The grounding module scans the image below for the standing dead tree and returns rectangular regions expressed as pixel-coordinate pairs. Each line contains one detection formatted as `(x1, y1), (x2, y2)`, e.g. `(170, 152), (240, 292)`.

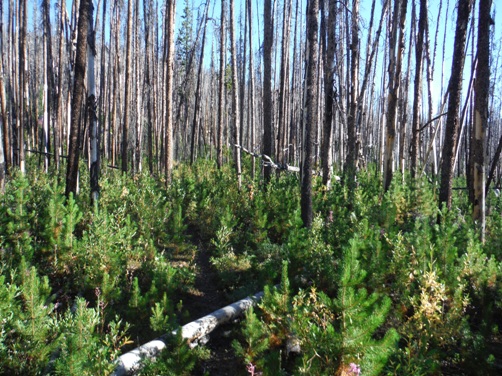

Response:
(263, 0), (274, 183)
(164, 0), (176, 183)
(439, 0), (474, 210)
(383, 0), (408, 192)
(277, 0), (292, 167)
(121, 0), (134, 173)
(320, 0), (337, 187)
(0, 0), (10, 179)
(66, 0), (90, 198)
(216, 0), (226, 170)
(88, 1), (99, 205)
(410, 0), (428, 178)
(470, 0), (492, 240)
(229, 0), (242, 189)
(302, 0), (319, 228)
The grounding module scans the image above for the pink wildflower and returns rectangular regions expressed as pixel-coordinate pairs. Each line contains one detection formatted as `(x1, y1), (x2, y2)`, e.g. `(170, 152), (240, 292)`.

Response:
(246, 362), (263, 376)
(349, 362), (361, 375)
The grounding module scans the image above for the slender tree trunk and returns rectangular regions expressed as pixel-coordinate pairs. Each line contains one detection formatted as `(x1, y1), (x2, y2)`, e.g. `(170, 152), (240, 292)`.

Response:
(99, 0), (107, 164)
(152, 4), (159, 173)
(42, 29), (50, 171)
(18, 0), (27, 174)
(0, 72), (7, 184)
(111, 4), (120, 167)
(54, 0), (67, 170)
(357, 0), (387, 169)
(42, 0), (55, 172)
(487, 132), (502, 193)
(383, 0), (408, 192)
(122, 0), (133, 173)
(320, 0), (336, 186)
(0, 5), (4, 188)
(398, 2), (414, 176)
(164, 0), (176, 183)
(217, 0), (226, 169)
(425, 16), (437, 174)
(9, 0), (17, 169)
(288, 0), (300, 168)
(247, 0), (256, 178)
(439, 0), (474, 209)
(229, 0), (242, 188)
(239, 0), (247, 149)
(144, 0), (154, 174)
(134, 0), (142, 173)
(0, 0), (10, 176)
(87, 1), (99, 206)
(470, 0), (491, 239)
(345, 0), (359, 183)
(302, 0), (319, 228)
(65, 0), (90, 198)
(0, 113), (4, 191)
(263, 0), (274, 182)
(277, 0), (291, 166)
(411, 0), (427, 178)
(190, 1), (210, 165)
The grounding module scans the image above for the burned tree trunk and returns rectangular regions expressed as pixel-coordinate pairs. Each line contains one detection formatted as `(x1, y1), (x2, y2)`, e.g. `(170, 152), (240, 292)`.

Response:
(121, 0), (134, 173)
(439, 0), (474, 209)
(263, 0), (274, 182)
(345, 0), (359, 182)
(470, 0), (492, 238)
(229, 0), (242, 188)
(87, 1), (99, 205)
(17, 0), (27, 174)
(190, 1), (210, 165)
(383, 0), (408, 191)
(247, 0), (257, 178)
(320, 0), (336, 187)
(301, 0), (319, 228)
(277, 0), (292, 166)
(42, 0), (55, 172)
(216, 0), (226, 169)
(410, 0), (427, 178)
(0, 0), (10, 176)
(164, 0), (176, 183)
(65, 0), (90, 198)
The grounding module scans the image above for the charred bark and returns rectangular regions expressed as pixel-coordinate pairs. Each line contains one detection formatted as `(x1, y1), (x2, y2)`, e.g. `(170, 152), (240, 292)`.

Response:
(470, 0), (491, 238)
(301, 0), (319, 228)
(410, 0), (427, 178)
(439, 0), (474, 209)
(65, 0), (90, 198)
(263, 0), (274, 182)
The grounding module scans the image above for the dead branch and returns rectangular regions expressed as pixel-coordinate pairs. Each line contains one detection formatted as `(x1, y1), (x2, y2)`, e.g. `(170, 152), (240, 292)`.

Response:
(235, 144), (300, 172)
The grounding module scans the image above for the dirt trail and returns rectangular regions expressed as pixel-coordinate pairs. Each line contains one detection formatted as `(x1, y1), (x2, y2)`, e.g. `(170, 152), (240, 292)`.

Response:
(182, 239), (246, 376)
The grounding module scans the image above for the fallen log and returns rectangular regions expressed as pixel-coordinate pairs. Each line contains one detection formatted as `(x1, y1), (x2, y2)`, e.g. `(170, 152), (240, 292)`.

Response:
(112, 290), (265, 376)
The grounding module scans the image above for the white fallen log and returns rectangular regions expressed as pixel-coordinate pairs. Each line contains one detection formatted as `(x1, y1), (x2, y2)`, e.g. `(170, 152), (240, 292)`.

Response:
(112, 290), (265, 376)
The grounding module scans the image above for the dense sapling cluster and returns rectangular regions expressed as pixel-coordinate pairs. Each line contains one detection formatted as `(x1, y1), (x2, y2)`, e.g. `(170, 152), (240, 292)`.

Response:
(0, 159), (501, 374)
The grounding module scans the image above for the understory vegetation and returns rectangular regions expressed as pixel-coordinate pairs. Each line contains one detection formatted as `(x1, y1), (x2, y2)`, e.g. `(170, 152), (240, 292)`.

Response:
(1, 156), (501, 375)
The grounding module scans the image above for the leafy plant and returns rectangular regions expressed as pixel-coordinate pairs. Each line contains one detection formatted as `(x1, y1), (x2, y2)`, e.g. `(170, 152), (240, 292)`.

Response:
(54, 298), (131, 375)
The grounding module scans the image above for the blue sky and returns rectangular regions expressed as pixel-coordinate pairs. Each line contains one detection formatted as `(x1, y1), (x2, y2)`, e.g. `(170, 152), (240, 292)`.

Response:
(174, 0), (501, 102)
(7, 0), (502, 108)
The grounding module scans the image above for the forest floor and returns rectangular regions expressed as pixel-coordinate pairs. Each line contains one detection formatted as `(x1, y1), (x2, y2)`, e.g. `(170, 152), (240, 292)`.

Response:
(181, 237), (247, 376)
(178, 238), (502, 376)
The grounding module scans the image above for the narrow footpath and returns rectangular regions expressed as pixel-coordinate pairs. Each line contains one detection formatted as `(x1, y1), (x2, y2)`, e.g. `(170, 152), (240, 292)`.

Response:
(183, 239), (247, 376)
